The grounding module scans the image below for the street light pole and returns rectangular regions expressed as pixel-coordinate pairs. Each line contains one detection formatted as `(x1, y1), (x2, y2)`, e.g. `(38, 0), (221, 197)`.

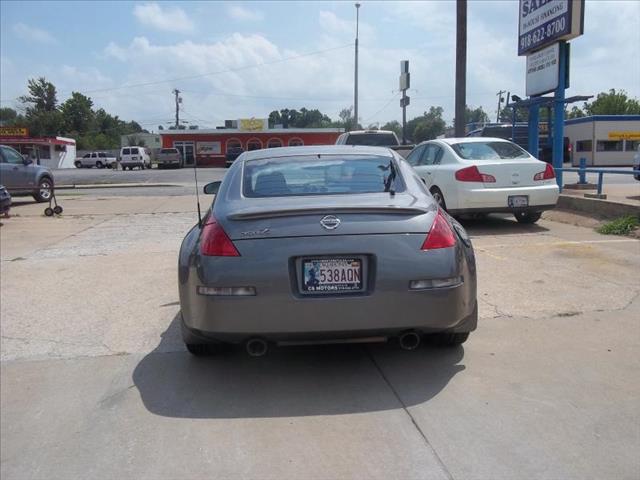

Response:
(354, 3), (360, 131)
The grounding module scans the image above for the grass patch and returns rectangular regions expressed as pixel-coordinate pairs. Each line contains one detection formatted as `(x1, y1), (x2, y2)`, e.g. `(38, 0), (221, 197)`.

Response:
(596, 215), (639, 236)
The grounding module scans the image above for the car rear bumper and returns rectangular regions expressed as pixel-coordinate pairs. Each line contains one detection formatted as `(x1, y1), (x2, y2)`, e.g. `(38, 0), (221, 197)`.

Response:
(451, 184), (559, 213)
(179, 233), (477, 343)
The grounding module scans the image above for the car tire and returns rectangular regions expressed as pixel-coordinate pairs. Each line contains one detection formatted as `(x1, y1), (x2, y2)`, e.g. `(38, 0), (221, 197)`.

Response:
(140, 163), (145, 170)
(430, 187), (447, 211)
(75, 161), (82, 168)
(514, 211), (542, 224)
(435, 332), (469, 346)
(33, 177), (53, 203)
(96, 162), (104, 169)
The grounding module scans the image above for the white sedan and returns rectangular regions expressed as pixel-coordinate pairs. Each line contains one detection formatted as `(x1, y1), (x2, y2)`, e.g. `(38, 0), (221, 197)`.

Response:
(405, 137), (559, 224)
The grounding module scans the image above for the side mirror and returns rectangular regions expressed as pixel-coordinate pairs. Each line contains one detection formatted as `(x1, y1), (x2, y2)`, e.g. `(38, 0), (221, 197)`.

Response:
(22, 156), (33, 166)
(203, 181), (221, 195)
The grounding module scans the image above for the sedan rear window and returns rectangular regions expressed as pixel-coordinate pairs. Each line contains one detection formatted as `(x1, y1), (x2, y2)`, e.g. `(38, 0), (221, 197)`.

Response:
(345, 134), (397, 146)
(451, 141), (530, 160)
(243, 155), (403, 198)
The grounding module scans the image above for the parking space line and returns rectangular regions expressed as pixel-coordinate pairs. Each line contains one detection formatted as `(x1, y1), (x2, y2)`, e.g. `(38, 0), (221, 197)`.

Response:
(364, 347), (455, 480)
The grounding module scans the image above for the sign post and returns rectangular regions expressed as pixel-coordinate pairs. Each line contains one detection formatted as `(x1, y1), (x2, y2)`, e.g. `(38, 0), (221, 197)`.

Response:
(552, 40), (568, 188)
(399, 60), (410, 144)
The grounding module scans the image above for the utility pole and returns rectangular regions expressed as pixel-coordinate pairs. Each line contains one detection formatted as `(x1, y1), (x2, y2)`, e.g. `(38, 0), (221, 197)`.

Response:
(454, 0), (467, 137)
(173, 88), (181, 128)
(354, 3), (361, 131)
(496, 90), (506, 122)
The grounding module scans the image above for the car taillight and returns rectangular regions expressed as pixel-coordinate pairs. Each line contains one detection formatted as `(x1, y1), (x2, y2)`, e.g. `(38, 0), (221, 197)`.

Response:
(534, 163), (555, 181)
(200, 218), (240, 256)
(455, 165), (496, 183)
(421, 210), (456, 250)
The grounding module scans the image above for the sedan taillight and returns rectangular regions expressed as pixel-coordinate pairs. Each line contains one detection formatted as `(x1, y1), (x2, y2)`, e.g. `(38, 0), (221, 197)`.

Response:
(200, 217), (240, 256)
(421, 210), (456, 250)
(455, 165), (496, 183)
(534, 163), (555, 181)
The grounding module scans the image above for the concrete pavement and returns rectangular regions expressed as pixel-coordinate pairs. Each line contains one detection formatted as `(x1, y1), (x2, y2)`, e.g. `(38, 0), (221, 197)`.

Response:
(1, 194), (639, 479)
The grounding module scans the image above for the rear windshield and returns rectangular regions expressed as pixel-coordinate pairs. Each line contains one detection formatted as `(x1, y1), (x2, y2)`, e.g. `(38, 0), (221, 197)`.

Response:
(451, 141), (530, 160)
(160, 148), (178, 154)
(345, 133), (397, 146)
(243, 155), (403, 198)
(122, 148), (130, 155)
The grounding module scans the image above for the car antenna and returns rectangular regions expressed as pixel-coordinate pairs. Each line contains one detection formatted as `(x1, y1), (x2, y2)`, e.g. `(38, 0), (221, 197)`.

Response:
(192, 151), (202, 227)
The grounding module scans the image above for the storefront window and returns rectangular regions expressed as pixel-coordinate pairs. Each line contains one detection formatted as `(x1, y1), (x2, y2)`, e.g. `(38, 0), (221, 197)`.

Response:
(267, 138), (283, 148)
(596, 140), (623, 152)
(247, 138), (262, 151)
(226, 138), (242, 151)
(288, 138), (304, 146)
(625, 140), (639, 151)
(575, 140), (592, 152)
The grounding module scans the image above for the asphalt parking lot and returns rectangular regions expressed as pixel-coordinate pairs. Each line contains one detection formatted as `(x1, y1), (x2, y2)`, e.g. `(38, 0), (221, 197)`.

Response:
(1, 192), (639, 479)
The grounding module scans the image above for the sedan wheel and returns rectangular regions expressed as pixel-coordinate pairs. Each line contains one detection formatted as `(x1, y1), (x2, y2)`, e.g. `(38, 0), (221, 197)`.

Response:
(514, 211), (542, 224)
(33, 178), (53, 203)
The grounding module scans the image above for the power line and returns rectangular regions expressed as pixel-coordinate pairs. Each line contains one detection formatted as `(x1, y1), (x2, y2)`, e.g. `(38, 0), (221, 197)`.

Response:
(361, 93), (400, 124)
(58, 43), (354, 97)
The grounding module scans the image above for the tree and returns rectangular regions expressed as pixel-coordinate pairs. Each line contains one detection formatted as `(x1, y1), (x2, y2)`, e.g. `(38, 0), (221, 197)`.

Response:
(566, 106), (585, 119)
(465, 105), (489, 125)
(19, 77), (58, 113)
(406, 106), (446, 142)
(381, 120), (402, 137)
(61, 92), (94, 134)
(0, 107), (19, 125)
(584, 89), (640, 115)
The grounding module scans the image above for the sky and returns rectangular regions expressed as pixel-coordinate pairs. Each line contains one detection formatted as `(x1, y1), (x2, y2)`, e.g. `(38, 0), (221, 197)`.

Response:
(1, 0), (639, 131)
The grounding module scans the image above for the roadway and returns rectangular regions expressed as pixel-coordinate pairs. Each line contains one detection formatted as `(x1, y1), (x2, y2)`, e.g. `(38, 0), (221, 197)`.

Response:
(1, 193), (639, 479)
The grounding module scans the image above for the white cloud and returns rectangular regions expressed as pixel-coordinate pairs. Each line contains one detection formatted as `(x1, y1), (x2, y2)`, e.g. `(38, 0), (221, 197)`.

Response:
(133, 2), (195, 34)
(227, 5), (264, 22)
(12, 23), (57, 44)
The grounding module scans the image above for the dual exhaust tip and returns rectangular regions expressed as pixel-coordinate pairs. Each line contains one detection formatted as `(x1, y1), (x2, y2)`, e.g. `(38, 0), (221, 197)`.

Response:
(245, 331), (421, 356)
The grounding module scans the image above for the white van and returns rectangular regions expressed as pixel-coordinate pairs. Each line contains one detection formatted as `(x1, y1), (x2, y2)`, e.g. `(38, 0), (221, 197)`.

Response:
(120, 146), (151, 170)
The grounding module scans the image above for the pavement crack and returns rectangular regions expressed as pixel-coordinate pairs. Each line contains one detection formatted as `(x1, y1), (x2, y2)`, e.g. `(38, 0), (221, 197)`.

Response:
(364, 347), (455, 480)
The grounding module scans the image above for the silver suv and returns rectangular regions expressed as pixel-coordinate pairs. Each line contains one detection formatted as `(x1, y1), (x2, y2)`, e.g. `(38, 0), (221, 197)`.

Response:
(0, 145), (55, 202)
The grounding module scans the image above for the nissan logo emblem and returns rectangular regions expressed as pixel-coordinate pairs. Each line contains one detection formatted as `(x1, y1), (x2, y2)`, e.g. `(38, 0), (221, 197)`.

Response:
(320, 215), (341, 230)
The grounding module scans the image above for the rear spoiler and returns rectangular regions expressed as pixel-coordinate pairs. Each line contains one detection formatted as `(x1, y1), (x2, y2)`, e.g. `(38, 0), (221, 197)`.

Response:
(228, 206), (429, 220)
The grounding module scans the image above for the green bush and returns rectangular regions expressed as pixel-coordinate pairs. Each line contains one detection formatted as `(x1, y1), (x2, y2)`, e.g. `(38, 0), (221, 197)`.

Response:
(596, 215), (639, 235)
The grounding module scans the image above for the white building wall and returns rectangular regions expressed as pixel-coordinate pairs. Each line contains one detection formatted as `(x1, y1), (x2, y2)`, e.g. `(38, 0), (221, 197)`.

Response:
(567, 118), (640, 166)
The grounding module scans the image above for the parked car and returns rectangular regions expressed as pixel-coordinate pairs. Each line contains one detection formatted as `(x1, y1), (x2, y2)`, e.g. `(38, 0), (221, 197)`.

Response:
(120, 146), (152, 170)
(0, 145), (54, 202)
(75, 151), (117, 169)
(156, 148), (183, 169)
(336, 130), (413, 157)
(405, 138), (559, 224)
(225, 146), (245, 167)
(467, 124), (571, 163)
(178, 145), (477, 356)
(0, 184), (11, 215)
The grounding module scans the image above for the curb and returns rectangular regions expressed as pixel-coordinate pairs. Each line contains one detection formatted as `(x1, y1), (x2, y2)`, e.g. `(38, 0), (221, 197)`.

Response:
(558, 194), (640, 219)
(56, 183), (181, 190)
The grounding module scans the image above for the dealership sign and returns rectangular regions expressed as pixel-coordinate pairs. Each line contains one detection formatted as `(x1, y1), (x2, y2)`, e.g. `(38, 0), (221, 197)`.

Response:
(526, 43), (559, 96)
(238, 118), (267, 131)
(518, 0), (584, 55)
(0, 126), (29, 137)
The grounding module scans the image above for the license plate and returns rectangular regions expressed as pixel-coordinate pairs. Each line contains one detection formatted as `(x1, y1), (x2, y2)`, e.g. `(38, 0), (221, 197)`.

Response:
(508, 195), (529, 208)
(302, 258), (362, 293)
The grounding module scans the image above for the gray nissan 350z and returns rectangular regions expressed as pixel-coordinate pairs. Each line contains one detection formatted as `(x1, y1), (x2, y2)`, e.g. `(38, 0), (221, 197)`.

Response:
(178, 145), (477, 356)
